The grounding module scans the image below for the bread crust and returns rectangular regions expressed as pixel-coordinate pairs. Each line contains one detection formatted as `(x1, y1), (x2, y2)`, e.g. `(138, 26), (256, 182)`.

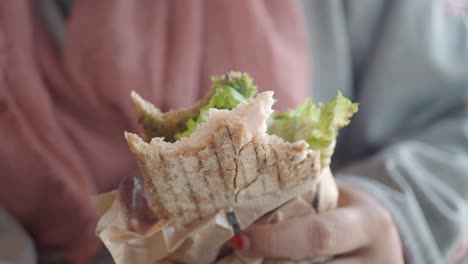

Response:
(126, 92), (321, 228)
(131, 85), (215, 142)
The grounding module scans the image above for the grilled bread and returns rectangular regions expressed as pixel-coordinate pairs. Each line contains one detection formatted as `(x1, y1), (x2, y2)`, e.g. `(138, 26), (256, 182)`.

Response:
(126, 92), (320, 228)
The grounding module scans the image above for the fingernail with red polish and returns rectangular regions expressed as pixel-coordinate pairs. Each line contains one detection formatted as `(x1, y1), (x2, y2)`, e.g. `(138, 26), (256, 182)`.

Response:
(229, 233), (250, 251)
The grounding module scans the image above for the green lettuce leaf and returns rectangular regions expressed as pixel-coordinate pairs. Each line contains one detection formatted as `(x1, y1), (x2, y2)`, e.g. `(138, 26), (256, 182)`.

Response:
(175, 72), (257, 139)
(267, 91), (358, 169)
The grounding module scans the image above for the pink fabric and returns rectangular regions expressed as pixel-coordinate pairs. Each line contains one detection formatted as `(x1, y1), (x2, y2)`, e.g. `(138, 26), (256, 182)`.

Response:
(0, 0), (309, 262)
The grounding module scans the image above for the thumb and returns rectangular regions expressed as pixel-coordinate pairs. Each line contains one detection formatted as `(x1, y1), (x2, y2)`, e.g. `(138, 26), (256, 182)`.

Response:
(234, 207), (371, 260)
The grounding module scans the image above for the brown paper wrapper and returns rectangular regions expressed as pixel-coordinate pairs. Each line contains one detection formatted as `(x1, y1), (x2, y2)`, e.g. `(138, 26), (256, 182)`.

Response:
(94, 169), (338, 264)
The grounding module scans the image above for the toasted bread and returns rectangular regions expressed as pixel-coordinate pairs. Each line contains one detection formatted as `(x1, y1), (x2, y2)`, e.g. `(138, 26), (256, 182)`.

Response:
(126, 92), (320, 227)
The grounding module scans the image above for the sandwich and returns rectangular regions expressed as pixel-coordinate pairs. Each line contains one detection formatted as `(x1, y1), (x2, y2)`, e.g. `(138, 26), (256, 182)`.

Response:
(125, 72), (358, 228)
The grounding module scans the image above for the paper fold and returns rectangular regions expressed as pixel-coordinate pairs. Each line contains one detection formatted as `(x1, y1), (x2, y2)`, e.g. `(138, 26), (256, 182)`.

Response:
(94, 169), (337, 264)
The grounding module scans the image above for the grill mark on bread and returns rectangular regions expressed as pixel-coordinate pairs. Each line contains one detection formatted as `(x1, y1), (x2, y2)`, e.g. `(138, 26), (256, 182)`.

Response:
(253, 143), (259, 169)
(259, 144), (269, 193)
(199, 146), (226, 210)
(271, 147), (282, 187)
(210, 141), (231, 200)
(235, 143), (265, 199)
(143, 173), (171, 219)
(253, 143), (266, 193)
(225, 126), (236, 152)
(225, 126), (239, 189)
(196, 152), (216, 213)
(237, 143), (250, 190)
(180, 156), (202, 221)
(158, 152), (183, 218)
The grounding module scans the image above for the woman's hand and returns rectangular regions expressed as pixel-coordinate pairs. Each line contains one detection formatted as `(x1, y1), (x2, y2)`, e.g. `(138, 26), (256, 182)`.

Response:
(230, 181), (405, 263)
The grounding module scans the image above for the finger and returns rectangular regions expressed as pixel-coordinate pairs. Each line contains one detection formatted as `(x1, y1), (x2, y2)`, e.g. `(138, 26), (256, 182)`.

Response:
(242, 207), (372, 260)
(324, 255), (365, 264)
(336, 181), (372, 207)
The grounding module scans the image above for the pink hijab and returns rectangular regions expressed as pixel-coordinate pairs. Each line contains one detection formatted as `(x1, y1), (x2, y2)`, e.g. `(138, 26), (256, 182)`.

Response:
(0, 0), (309, 262)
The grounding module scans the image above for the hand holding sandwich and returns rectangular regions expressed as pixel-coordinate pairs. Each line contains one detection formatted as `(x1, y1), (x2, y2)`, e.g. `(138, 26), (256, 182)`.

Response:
(233, 177), (404, 264)
(115, 72), (401, 263)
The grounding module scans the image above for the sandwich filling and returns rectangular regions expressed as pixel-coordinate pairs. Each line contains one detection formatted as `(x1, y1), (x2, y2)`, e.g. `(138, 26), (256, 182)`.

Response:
(126, 72), (358, 227)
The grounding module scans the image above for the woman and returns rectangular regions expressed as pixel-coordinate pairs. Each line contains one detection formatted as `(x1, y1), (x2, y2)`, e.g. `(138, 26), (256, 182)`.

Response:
(1, 0), (467, 263)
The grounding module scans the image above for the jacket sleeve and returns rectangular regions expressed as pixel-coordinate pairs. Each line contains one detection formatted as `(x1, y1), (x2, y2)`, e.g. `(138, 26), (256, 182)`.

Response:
(0, 2), (100, 263)
(335, 0), (468, 262)
(299, 0), (468, 262)
(338, 104), (468, 263)
(1, 84), (100, 263)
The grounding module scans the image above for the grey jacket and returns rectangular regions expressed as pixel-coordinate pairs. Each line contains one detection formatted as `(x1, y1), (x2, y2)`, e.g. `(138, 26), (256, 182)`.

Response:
(300, 0), (468, 263)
